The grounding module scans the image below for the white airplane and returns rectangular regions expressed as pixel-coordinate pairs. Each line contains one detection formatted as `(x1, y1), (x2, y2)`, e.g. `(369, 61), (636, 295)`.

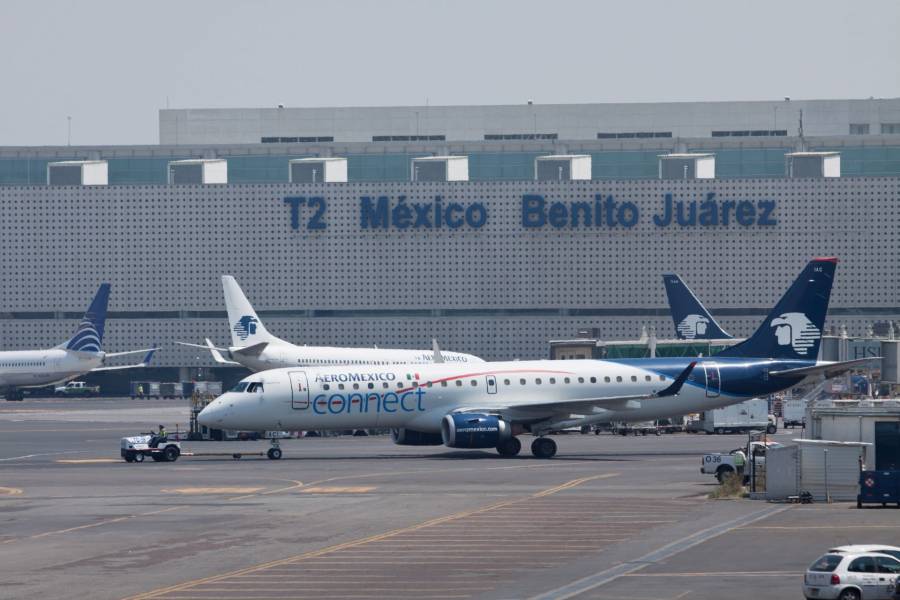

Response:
(178, 276), (483, 371)
(199, 258), (871, 459)
(1, 284), (157, 401)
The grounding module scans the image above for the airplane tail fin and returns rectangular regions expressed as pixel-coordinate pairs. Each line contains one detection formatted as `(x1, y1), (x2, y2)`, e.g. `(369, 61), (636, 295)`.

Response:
(222, 276), (275, 347)
(662, 274), (731, 340)
(62, 283), (111, 353)
(716, 258), (837, 360)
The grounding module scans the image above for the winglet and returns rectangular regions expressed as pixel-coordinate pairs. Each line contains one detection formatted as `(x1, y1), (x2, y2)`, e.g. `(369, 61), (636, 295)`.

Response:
(657, 361), (697, 397)
(142, 347), (157, 366)
(205, 338), (240, 364)
(432, 338), (445, 363)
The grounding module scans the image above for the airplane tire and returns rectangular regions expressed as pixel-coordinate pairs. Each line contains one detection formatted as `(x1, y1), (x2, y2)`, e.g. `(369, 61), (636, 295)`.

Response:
(531, 437), (557, 459)
(496, 437), (522, 457)
(267, 448), (283, 460)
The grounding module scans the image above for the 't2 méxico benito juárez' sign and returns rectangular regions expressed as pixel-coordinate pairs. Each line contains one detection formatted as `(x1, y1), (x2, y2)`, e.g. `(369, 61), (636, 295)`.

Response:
(283, 193), (778, 231)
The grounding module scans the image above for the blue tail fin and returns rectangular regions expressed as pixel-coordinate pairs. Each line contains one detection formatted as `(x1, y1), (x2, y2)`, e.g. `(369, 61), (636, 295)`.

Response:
(716, 258), (836, 360)
(663, 274), (731, 340)
(64, 284), (111, 352)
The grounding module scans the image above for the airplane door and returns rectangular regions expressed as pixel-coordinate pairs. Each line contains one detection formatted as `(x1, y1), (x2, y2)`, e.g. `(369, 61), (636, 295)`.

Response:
(288, 371), (310, 409)
(702, 362), (720, 398)
(486, 375), (498, 394)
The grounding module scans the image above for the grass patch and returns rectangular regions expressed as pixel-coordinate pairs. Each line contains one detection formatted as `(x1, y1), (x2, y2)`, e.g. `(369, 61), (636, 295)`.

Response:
(708, 472), (747, 499)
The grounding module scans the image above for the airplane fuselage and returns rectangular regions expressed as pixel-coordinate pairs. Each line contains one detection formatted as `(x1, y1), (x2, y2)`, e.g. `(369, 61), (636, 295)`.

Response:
(228, 342), (484, 372)
(0, 348), (104, 388)
(199, 357), (807, 433)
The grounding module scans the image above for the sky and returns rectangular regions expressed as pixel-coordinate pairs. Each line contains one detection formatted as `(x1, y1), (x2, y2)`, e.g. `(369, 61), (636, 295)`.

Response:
(1, 0), (898, 146)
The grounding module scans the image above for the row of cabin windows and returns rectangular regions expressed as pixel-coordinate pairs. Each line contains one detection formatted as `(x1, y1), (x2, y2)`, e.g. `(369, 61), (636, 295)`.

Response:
(320, 373), (666, 391)
(1, 361), (46, 368)
(300, 359), (417, 365)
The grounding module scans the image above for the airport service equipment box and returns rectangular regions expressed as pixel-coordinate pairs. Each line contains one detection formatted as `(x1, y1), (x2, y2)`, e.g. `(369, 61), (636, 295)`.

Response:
(411, 156), (469, 182)
(658, 153), (715, 180)
(766, 439), (870, 502)
(47, 160), (108, 186)
(168, 159), (228, 184)
(534, 155), (591, 181)
(289, 157), (348, 183)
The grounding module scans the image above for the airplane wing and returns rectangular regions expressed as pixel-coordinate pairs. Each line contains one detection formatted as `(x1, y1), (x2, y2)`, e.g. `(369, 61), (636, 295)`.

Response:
(92, 349), (157, 372)
(176, 341), (229, 352)
(176, 339), (242, 365)
(770, 357), (881, 379)
(231, 341), (268, 357)
(104, 347), (160, 358)
(477, 361), (697, 415)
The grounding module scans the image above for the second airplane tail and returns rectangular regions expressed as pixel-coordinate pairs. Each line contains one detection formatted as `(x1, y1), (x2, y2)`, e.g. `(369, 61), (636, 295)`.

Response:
(662, 274), (731, 340)
(62, 283), (111, 353)
(717, 258), (837, 360)
(222, 276), (276, 347)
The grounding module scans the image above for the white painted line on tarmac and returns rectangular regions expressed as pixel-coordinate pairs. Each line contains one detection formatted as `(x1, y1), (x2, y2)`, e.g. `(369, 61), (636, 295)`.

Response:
(0, 450), (89, 462)
(526, 504), (791, 600)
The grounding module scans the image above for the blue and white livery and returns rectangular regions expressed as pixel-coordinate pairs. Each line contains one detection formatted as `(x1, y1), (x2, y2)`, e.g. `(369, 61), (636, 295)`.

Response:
(179, 276), (483, 372)
(201, 258), (873, 458)
(663, 273), (732, 340)
(0, 284), (157, 400)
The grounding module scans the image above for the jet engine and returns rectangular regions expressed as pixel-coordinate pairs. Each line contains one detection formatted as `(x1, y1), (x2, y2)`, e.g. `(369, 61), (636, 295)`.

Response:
(441, 414), (511, 449)
(391, 428), (444, 446)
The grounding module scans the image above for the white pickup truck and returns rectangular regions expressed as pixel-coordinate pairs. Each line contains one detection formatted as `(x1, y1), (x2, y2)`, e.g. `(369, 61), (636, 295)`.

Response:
(54, 381), (100, 397)
(701, 440), (783, 483)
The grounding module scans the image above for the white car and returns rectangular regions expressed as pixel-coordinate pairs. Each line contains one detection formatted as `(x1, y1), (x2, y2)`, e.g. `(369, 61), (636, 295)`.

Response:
(803, 551), (900, 600)
(829, 546), (900, 563)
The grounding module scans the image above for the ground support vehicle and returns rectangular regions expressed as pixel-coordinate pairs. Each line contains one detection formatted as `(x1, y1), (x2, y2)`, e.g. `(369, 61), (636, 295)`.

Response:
(699, 398), (777, 434)
(54, 381), (100, 397)
(701, 437), (783, 484)
(120, 435), (182, 463)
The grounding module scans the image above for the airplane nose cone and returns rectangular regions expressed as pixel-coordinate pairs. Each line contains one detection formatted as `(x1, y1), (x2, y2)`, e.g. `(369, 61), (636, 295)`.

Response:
(198, 396), (229, 427)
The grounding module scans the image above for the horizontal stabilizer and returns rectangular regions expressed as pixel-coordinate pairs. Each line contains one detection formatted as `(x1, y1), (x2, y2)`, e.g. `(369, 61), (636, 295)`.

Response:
(770, 357), (881, 379)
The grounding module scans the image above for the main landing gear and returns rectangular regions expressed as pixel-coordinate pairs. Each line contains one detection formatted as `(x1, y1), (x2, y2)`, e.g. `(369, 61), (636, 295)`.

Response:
(4, 389), (24, 401)
(266, 438), (283, 460)
(496, 436), (558, 458)
(531, 437), (557, 459)
(496, 437), (522, 457)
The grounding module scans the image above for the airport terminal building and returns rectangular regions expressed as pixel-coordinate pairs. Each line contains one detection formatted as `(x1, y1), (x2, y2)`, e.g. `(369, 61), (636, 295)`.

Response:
(1, 98), (899, 382)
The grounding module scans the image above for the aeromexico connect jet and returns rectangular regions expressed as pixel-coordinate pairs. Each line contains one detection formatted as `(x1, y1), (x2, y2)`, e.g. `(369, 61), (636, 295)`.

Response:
(0, 284), (157, 401)
(200, 258), (872, 459)
(178, 276), (483, 371)
(663, 273), (733, 340)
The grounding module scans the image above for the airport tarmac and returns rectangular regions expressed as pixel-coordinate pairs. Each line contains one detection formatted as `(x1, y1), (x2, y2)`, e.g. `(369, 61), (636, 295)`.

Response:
(1, 398), (898, 600)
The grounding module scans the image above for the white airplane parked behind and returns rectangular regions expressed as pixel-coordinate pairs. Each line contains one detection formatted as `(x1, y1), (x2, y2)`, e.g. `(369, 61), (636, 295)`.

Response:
(1, 284), (157, 401)
(178, 276), (483, 371)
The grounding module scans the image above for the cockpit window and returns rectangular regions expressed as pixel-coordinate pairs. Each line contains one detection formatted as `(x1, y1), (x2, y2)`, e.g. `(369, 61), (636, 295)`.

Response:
(247, 382), (264, 393)
(230, 382), (249, 393)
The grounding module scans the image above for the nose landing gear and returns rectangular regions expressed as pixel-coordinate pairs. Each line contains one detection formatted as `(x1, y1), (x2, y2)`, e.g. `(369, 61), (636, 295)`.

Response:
(266, 439), (283, 460)
(531, 437), (557, 459)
